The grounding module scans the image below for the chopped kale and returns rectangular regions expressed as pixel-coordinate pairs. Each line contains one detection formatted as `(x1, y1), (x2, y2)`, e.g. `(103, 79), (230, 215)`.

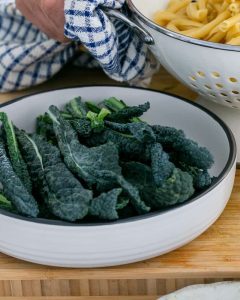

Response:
(0, 95), (214, 223)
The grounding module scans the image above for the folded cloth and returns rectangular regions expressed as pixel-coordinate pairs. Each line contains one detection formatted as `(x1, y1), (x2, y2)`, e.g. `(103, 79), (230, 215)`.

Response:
(0, 0), (158, 92)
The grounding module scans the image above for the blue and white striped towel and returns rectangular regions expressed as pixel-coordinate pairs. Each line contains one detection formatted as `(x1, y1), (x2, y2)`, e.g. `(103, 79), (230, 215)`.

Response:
(0, 0), (158, 92)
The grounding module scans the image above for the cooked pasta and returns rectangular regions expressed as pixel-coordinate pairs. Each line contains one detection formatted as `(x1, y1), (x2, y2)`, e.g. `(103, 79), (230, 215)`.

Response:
(153, 0), (240, 45)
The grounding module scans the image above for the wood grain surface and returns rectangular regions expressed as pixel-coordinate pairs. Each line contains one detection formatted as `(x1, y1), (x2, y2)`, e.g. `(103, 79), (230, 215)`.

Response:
(0, 67), (238, 297)
(0, 297), (157, 300)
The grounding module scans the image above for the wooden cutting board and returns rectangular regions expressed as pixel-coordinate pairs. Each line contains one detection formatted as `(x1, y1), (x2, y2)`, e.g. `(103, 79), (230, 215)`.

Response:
(0, 67), (238, 299)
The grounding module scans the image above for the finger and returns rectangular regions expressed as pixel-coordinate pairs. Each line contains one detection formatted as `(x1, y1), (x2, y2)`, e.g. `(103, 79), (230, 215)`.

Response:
(16, 0), (69, 42)
(16, 0), (61, 41)
(41, 0), (69, 42)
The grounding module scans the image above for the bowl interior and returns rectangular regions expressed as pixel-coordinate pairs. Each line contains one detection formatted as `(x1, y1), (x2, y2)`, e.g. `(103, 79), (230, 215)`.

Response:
(0, 86), (233, 178)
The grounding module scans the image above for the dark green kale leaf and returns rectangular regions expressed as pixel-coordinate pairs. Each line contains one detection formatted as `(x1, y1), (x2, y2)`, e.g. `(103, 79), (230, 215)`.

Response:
(67, 104), (110, 137)
(177, 162), (212, 190)
(65, 97), (87, 118)
(48, 106), (150, 214)
(0, 192), (17, 213)
(70, 119), (92, 138)
(107, 102), (150, 122)
(16, 129), (47, 194)
(65, 97), (109, 135)
(123, 162), (194, 209)
(153, 125), (214, 170)
(44, 163), (92, 221)
(36, 114), (56, 144)
(116, 196), (129, 210)
(103, 97), (127, 112)
(173, 139), (214, 170)
(85, 101), (101, 114)
(152, 126), (185, 147)
(150, 143), (174, 186)
(33, 134), (93, 221)
(60, 111), (72, 119)
(105, 121), (156, 144)
(17, 130), (92, 222)
(89, 188), (122, 220)
(48, 106), (122, 187)
(85, 129), (147, 161)
(0, 142), (39, 217)
(94, 170), (150, 214)
(104, 97), (150, 122)
(154, 168), (194, 206)
(0, 112), (32, 192)
(120, 123), (155, 144)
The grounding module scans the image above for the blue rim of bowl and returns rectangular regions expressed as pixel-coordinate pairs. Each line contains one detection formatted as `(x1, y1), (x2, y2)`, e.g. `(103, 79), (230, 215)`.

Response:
(127, 0), (240, 52)
(0, 85), (236, 227)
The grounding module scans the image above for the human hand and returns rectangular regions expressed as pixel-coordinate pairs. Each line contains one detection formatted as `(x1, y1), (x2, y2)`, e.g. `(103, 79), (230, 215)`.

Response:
(16, 0), (69, 43)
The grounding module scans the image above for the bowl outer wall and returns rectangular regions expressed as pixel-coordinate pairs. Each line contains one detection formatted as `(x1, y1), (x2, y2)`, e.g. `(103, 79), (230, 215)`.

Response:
(0, 86), (236, 267)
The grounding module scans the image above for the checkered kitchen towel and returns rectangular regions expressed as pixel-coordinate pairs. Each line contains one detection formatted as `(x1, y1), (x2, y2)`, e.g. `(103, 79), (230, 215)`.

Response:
(0, 0), (158, 92)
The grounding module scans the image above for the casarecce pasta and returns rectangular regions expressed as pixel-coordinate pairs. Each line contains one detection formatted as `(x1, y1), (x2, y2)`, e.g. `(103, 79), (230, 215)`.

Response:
(154, 0), (240, 45)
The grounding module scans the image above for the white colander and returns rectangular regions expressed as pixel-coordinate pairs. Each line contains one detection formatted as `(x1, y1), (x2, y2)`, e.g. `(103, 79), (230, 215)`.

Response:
(109, 0), (240, 161)
(129, 0), (240, 107)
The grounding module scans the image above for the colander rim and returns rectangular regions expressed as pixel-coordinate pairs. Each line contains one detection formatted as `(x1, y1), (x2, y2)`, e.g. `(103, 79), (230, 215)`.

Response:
(127, 0), (240, 52)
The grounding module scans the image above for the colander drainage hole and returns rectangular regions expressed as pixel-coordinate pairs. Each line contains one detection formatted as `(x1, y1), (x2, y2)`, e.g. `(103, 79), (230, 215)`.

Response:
(197, 71), (205, 77)
(189, 76), (196, 81)
(211, 72), (220, 78)
(216, 83), (223, 88)
(229, 77), (238, 83)
(210, 93), (216, 97)
(225, 100), (232, 103)
(220, 92), (228, 97)
(232, 90), (239, 94)
(204, 85), (211, 90)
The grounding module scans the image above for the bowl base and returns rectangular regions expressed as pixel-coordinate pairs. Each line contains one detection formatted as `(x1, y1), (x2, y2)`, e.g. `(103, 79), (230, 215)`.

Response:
(196, 96), (240, 165)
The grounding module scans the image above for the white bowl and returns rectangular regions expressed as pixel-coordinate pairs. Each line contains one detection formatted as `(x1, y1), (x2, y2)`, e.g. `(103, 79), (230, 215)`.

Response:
(0, 86), (236, 267)
(159, 282), (240, 300)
